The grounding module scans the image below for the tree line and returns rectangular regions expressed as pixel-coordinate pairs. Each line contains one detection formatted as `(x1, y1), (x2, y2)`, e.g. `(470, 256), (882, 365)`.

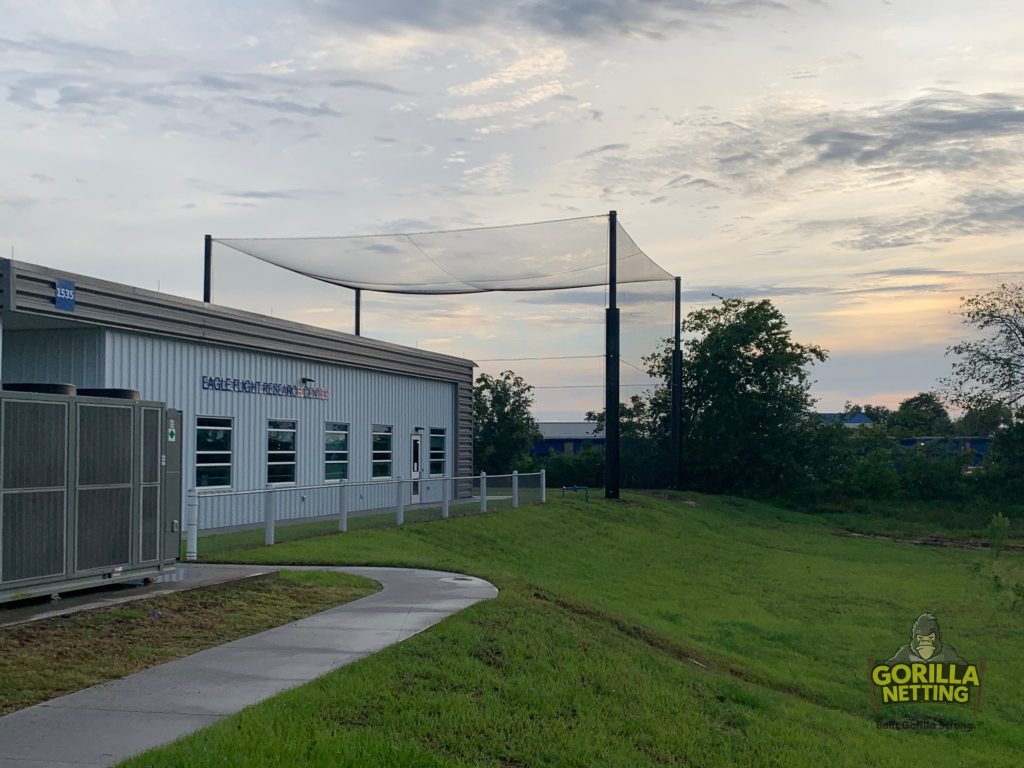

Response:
(473, 283), (1024, 503)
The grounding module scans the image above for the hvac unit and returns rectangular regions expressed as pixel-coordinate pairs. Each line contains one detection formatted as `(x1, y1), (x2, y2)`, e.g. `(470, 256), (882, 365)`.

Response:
(0, 386), (182, 604)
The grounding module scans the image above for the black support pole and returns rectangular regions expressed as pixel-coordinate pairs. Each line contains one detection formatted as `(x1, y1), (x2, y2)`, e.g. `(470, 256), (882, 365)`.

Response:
(203, 234), (212, 303)
(671, 276), (682, 489)
(354, 288), (362, 336)
(605, 210), (620, 499)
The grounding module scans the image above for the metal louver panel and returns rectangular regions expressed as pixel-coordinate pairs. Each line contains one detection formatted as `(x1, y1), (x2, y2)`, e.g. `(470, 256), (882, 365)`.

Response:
(4, 401), (66, 489)
(76, 487), (131, 570)
(142, 408), (160, 484)
(141, 485), (159, 562)
(2, 491), (64, 582)
(78, 405), (132, 486)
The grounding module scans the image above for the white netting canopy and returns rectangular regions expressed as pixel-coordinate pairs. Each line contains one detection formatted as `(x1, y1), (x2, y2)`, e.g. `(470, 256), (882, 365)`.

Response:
(214, 215), (671, 294)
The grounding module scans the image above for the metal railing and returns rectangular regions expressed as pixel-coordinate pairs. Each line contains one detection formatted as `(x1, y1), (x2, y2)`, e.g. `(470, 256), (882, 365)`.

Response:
(185, 469), (546, 561)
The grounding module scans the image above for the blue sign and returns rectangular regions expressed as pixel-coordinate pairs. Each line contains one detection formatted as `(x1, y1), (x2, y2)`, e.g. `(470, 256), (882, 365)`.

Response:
(201, 375), (330, 401)
(54, 279), (76, 311)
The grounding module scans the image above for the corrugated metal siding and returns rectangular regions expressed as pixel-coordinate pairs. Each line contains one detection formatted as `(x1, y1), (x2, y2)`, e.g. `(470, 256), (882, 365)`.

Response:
(457, 382), (473, 478)
(2, 329), (107, 387)
(103, 331), (457, 529)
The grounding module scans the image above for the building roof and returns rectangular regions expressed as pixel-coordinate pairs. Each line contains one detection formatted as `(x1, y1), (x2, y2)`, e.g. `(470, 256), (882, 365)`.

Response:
(0, 258), (474, 384)
(537, 421), (603, 440)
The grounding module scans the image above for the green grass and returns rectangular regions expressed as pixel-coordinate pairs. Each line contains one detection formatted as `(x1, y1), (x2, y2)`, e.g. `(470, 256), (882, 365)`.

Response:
(194, 502), (513, 559)
(126, 492), (1024, 767)
(0, 570), (377, 716)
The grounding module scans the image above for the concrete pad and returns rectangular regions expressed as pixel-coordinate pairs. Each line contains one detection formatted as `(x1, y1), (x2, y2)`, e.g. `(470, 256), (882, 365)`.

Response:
(0, 566), (498, 768)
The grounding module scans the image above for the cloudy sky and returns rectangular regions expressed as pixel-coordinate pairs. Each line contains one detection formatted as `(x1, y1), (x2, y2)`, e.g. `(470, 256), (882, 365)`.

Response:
(3, 0), (1023, 418)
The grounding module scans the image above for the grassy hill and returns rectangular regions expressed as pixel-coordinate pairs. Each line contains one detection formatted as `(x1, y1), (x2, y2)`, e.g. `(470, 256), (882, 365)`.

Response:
(124, 492), (1024, 767)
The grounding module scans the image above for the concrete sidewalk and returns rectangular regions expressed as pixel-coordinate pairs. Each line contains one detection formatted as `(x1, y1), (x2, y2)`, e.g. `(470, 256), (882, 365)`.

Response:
(0, 565), (498, 768)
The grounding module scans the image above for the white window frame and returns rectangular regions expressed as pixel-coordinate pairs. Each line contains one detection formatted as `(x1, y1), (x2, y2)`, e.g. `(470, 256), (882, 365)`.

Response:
(196, 416), (233, 489)
(324, 421), (349, 483)
(429, 427), (446, 477)
(371, 424), (393, 479)
(267, 418), (298, 485)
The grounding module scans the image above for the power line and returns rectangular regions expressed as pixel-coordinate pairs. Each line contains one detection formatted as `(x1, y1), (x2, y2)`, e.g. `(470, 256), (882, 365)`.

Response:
(622, 359), (649, 375)
(476, 354), (602, 362)
(532, 385), (642, 390)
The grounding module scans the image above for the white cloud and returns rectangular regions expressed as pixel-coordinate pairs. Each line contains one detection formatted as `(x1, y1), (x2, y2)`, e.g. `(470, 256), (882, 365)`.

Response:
(448, 47), (570, 97)
(461, 153), (514, 192)
(438, 80), (566, 120)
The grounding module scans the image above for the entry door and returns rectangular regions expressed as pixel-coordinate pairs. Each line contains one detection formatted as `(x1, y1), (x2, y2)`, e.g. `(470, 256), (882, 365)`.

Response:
(410, 434), (422, 503)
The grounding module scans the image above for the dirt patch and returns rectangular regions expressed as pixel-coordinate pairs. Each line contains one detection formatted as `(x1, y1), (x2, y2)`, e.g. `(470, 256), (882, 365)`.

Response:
(835, 529), (1024, 551)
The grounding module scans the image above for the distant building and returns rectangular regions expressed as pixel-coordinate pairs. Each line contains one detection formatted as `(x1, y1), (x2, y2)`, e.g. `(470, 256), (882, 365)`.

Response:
(533, 422), (605, 457)
(819, 412), (874, 428)
(898, 436), (993, 468)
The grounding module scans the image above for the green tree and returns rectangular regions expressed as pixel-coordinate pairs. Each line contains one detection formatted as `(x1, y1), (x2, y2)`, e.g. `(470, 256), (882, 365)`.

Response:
(844, 449), (900, 500)
(473, 370), (542, 475)
(539, 444), (604, 489)
(980, 410), (1024, 500)
(586, 393), (668, 488)
(954, 402), (1013, 436)
(645, 297), (828, 495)
(944, 282), (1024, 410)
(888, 392), (953, 436)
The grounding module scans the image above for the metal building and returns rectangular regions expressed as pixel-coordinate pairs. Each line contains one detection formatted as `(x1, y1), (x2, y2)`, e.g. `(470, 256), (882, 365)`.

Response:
(0, 258), (475, 532)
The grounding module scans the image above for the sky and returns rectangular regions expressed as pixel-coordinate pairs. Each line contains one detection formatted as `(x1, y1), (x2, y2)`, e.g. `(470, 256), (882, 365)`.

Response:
(2, 0), (1023, 419)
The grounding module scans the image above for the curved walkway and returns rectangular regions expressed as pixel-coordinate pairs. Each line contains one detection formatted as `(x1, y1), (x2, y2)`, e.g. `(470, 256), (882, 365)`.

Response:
(0, 566), (498, 768)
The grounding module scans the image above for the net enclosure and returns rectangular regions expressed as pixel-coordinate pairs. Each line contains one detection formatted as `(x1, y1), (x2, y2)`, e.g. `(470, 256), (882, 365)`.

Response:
(208, 212), (680, 497)
(213, 215), (671, 294)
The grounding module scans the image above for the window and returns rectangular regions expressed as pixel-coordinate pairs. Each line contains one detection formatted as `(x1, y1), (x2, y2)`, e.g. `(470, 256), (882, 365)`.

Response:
(325, 422), (349, 482)
(267, 419), (297, 484)
(372, 424), (392, 478)
(429, 428), (446, 476)
(196, 417), (232, 488)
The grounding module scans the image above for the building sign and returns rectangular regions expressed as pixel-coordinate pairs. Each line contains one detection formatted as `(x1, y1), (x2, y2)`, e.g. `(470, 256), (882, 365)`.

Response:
(870, 612), (983, 716)
(54, 279), (76, 311)
(201, 375), (329, 400)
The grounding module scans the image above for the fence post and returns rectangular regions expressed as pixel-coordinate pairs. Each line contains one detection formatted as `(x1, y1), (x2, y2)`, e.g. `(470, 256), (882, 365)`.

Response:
(512, 470), (519, 508)
(396, 476), (404, 525)
(264, 485), (276, 546)
(480, 471), (487, 513)
(540, 469), (547, 503)
(442, 475), (450, 519)
(338, 480), (348, 533)
(186, 488), (198, 561)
